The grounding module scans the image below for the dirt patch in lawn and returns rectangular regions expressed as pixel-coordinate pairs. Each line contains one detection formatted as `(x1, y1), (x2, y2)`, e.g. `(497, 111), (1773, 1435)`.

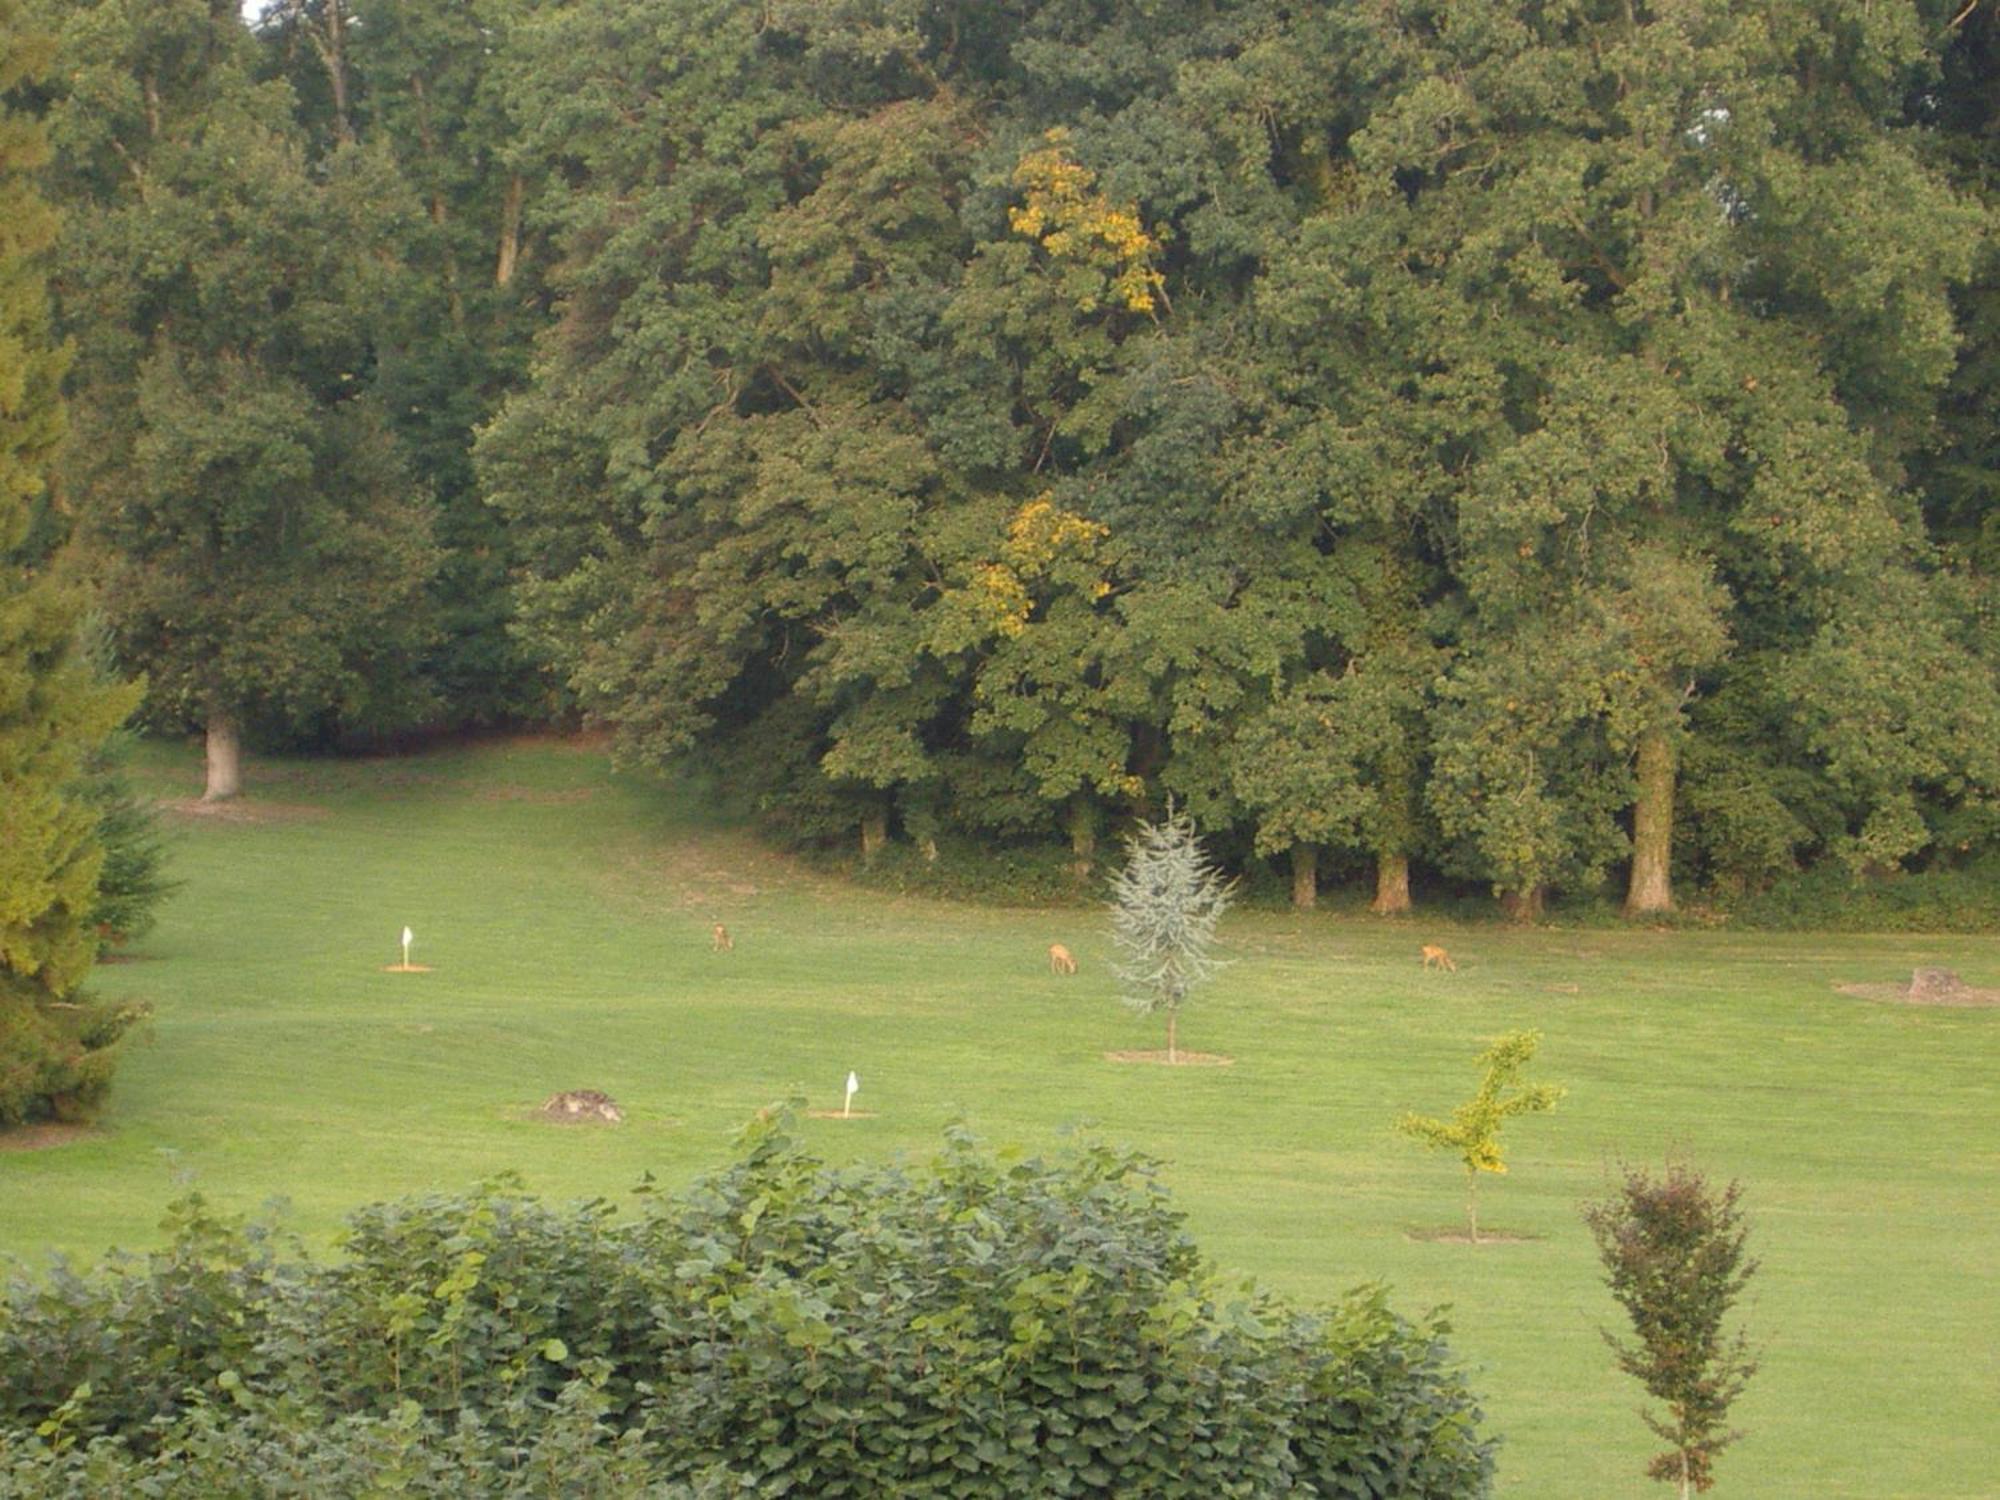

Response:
(1102, 1050), (1235, 1067)
(159, 797), (329, 824)
(804, 1109), (879, 1120)
(1837, 968), (2000, 1008)
(0, 1122), (100, 1153)
(608, 829), (818, 914)
(471, 785), (599, 806)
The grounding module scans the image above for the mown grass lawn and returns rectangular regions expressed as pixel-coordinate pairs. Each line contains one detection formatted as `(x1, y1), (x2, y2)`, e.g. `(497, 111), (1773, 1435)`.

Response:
(5, 737), (1997, 1497)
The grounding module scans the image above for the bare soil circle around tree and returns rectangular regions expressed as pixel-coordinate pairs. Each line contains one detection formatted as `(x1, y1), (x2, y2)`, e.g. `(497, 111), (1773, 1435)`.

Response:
(804, 1109), (879, 1120)
(158, 797), (329, 824)
(381, 963), (434, 973)
(1836, 968), (2000, 1009)
(1402, 1226), (1541, 1246)
(1102, 1050), (1235, 1067)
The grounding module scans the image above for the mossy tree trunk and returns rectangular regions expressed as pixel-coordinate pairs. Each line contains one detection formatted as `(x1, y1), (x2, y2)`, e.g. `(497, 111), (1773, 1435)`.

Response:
(1066, 793), (1098, 880)
(1371, 850), (1411, 914)
(1291, 843), (1318, 909)
(203, 702), (241, 803)
(1625, 728), (1676, 917)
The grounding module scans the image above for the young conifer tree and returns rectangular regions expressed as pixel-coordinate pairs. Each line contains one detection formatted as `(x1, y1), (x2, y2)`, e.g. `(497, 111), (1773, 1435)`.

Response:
(1108, 804), (1233, 1063)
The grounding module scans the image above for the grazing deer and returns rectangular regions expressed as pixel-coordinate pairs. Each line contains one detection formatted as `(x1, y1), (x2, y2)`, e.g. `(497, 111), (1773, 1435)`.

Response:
(712, 923), (734, 953)
(1421, 944), (1457, 972)
(1048, 943), (1077, 975)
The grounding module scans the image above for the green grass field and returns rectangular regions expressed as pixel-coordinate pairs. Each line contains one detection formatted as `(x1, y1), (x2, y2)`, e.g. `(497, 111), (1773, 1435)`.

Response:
(4, 737), (1997, 1497)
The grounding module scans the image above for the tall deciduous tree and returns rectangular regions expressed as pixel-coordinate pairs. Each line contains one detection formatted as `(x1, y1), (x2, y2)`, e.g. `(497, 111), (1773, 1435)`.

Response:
(262, 0), (554, 723)
(0, 1), (142, 1123)
(40, 0), (438, 799)
(1334, 0), (1986, 916)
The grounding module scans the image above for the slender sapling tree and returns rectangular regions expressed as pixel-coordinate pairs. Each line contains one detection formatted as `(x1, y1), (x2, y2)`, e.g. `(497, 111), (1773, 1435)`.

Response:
(1582, 1160), (1759, 1498)
(1108, 805), (1233, 1063)
(1397, 1030), (1564, 1242)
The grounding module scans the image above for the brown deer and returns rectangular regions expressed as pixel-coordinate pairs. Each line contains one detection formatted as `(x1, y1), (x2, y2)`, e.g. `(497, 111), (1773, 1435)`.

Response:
(1421, 944), (1457, 972)
(712, 923), (734, 953)
(1048, 943), (1078, 975)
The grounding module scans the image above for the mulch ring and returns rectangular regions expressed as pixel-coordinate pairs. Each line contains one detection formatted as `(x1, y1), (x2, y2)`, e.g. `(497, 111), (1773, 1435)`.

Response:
(536, 1090), (624, 1124)
(804, 1110), (879, 1120)
(1403, 1226), (1541, 1246)
(1102, 1050), (1235, 1067)
(1836, 968), (2000, 1009)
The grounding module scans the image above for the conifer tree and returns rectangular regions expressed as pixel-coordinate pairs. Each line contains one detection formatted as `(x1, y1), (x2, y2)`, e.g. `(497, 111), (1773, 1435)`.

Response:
(0, 1), (142, 1123)
(1108, 805), (1233, 1063)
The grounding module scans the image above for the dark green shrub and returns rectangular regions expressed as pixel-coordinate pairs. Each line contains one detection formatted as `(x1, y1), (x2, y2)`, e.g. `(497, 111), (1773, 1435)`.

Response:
(0, 1114), (1495, 1496)
(0, 987), (146, 1127)
(76, 736), (176, 952)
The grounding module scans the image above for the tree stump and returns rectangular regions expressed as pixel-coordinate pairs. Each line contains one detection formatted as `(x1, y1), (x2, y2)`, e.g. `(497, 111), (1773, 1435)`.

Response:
(1908, 968), (1967, 1003)
(538, 1089), (623, 1123)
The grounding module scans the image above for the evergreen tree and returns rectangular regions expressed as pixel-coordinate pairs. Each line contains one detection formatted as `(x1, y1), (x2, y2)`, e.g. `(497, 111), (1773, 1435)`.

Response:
(1108, 805), (1233, 1063)
(0, 1), (142, 1123)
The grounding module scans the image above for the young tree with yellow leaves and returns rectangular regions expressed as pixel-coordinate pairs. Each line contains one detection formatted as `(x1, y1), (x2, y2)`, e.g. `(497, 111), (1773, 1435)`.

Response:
(1398, 1031), (1564, 1244)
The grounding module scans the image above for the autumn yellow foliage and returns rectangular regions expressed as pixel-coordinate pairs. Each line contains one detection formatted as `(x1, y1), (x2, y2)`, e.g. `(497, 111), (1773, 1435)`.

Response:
(1008, 129), (1167, 315)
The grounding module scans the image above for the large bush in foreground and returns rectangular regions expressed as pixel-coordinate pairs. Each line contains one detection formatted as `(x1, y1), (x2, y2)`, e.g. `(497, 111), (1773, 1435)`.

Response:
(0, 1113), (1494, 1496)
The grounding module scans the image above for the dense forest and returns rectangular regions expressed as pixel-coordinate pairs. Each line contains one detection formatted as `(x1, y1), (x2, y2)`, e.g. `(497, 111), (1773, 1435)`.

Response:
(7, 0), (2000, 924)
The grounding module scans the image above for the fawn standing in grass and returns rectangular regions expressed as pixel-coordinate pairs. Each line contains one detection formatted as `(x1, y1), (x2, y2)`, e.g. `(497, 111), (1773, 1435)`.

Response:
(1049, 943), (1077, 975)
(1421, 944), (1456, 972)
(713, 923), (734, 952)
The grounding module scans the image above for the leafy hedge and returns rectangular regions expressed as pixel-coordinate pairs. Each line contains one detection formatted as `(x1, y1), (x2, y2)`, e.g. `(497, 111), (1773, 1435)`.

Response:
(0, 1113), (1494, 1496)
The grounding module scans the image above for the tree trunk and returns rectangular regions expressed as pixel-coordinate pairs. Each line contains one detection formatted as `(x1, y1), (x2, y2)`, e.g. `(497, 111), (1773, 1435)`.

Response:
(409, 73), (465, 329)
(860, 810), (888, 863)
(1500, 886), (1545, 922)
(496, 173), (524, 287)
(203, 706), (242, 803)
(1291, 843), (1318, 909)
(318, 0), (355, 145)
(1625, 728), (1676, 917)
(1066, 794), (1097, 880)
(1166, 1009), (1178, 1065)
(1467, 1171), (1480, 1245)
(1371, 850), (1411, 915)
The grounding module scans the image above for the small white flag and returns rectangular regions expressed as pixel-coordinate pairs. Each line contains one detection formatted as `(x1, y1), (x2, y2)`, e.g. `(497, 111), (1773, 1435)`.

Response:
(844, 1071), (859, 1117)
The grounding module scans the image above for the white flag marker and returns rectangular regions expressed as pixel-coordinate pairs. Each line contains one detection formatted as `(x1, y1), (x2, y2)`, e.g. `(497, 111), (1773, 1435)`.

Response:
(844, 1070), (860, 1119)
(401, 926), (414, 968)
